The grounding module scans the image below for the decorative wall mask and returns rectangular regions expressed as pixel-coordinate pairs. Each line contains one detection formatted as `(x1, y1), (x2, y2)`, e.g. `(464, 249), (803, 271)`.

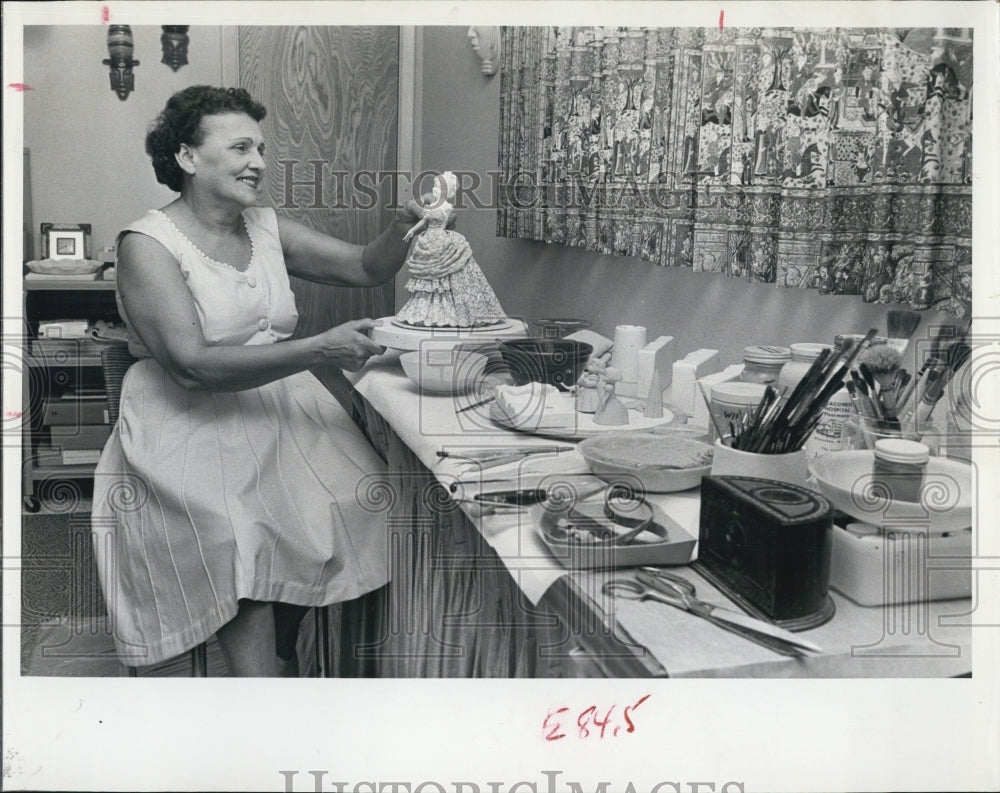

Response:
(468, 27), (501, 76)
(160, 25), (190, 71)
(103, 24), (139, 101)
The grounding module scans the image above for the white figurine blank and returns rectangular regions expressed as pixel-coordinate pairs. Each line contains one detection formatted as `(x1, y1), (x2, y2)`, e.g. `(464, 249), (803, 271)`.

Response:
(593, 366), (629, 426)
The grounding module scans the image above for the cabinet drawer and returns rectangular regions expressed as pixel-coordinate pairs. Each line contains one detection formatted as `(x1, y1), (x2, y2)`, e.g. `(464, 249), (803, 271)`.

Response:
(49, 424), (112, 450)
(43, 399), (109, 426)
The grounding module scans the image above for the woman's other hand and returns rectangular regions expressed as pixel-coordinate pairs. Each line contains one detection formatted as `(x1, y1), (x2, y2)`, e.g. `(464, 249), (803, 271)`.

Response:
(313, 318), (386, 371)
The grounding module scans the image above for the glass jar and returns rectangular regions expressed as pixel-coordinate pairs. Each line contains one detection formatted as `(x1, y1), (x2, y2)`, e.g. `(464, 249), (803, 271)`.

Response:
(872, 438), (930, 503)
(535, 318), (591, 339)
(778, 343), (830, 395)
(840, 413), (940, 456)
(739, 346), (790, 386)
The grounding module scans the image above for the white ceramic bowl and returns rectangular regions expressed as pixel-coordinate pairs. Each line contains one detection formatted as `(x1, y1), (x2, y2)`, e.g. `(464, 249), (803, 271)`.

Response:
(26, 258), (103, 275)
(577, 431), (714, 493)
(809, 450), (973, 534)
(399, 349), (488, 394)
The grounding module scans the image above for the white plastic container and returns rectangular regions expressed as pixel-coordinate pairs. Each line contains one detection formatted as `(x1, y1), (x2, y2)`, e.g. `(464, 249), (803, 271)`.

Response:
(707, 381), (766, 442)
(805, 386), (854, 460)
(829, 525), (972, 606)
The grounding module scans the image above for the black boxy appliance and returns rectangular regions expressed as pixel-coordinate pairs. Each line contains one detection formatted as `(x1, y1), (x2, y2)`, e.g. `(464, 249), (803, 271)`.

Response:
(695, 475), (836, 630)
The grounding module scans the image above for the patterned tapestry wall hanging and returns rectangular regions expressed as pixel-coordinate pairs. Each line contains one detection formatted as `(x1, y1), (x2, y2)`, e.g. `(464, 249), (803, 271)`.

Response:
(497, 27), (972, 317)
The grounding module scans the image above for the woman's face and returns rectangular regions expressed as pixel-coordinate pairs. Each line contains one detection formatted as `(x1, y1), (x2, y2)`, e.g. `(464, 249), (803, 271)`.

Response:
(182, 112), (266, 206)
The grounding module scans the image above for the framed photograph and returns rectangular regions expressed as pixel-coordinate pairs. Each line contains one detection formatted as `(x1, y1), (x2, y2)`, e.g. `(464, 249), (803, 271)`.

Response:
(40, 223), (91, 260)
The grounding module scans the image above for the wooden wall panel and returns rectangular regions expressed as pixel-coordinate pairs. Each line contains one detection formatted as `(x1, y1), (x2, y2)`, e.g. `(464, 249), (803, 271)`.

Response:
(238, 26), (399, 404)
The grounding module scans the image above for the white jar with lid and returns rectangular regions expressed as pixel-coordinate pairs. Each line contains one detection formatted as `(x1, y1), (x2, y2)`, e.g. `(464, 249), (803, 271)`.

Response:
(872, 438), (930, 503)
(778, 343), (831, 395)
(739, 346), (790, 385)
(708, 381), (767, 442)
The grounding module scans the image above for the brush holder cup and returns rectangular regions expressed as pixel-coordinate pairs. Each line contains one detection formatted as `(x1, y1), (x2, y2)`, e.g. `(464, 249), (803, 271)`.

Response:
(710, 439), (809, 489)
(839, 414), (930, 452)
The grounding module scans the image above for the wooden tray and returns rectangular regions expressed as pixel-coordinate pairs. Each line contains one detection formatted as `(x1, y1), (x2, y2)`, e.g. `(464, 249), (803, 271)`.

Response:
(489, 397), (686, 441)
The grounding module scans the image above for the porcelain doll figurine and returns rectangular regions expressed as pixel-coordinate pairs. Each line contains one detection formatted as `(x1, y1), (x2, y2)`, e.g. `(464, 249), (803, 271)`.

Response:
(395, 171), (506, 327)
(576, 358), (606, 413)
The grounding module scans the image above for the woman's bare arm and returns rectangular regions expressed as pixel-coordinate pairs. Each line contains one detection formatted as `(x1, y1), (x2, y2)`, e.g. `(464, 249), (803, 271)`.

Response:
(278, 199), (424, 286)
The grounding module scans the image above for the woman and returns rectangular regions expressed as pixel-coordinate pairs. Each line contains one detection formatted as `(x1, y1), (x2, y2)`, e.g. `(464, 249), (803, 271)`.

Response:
(92, 85), (422, 677)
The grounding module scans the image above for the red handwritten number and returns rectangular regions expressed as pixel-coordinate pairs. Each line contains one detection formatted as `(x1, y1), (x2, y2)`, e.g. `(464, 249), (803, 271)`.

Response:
(592, 705), (615, 738)
(101, 6), (110, 23)
(719, 9), (725, 31)
(623, 694), (651, 734)
(544, 696), (650, 741)
(543, 707), (569, 742)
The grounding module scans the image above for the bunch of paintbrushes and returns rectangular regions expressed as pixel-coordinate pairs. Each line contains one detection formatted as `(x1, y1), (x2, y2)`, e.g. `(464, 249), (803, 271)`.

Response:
(727, 329), (877, 453)
(845, 321), (971, 433)
(897, 321), (971, 428)
(845, 345), (907, 424)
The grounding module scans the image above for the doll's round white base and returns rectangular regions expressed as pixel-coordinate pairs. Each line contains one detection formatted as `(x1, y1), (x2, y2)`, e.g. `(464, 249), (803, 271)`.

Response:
(370, 316), (528, 350)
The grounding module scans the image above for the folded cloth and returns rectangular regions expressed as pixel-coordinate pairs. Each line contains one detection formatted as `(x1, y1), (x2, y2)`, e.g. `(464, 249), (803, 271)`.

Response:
(494, 383), (576, 429)
(566, 329), (614, 360)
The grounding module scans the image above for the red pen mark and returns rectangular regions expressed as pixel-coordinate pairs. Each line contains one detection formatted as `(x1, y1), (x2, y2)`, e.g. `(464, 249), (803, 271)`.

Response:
(719, 9), (725, 31)
(542, 706), (570, 742)
(543, 695), (650, 741)
(8, 83), (33, 92)
(5, 410), (24, 419)
(101, 5), (110, 23)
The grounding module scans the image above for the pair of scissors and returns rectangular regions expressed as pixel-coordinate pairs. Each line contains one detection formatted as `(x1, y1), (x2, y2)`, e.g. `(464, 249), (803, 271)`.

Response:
(602, 569), (822, 657)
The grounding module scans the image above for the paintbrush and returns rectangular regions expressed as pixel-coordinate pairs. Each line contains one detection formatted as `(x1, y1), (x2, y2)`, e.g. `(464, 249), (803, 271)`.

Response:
(887, 309), (921, 346)
(859, 345), (902, 391)
(850, 369), (882, 420)
(884, 369), (911, 420)
(844, 379), (873, 418)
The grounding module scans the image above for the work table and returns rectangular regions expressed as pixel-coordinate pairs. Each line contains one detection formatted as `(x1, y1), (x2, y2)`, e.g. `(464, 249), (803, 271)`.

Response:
(344, 352), (973, 678)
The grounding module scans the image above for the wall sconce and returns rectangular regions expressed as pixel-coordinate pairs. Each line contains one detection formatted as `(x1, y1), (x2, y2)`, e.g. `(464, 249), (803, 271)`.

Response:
(102, 24), (139, 101)
(468, 27), (501, 76)
(160, 25), (190, 71)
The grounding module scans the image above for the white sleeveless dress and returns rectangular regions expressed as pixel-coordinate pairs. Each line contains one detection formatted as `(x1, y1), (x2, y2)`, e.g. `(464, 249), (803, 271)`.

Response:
(92, 207), (389, 666)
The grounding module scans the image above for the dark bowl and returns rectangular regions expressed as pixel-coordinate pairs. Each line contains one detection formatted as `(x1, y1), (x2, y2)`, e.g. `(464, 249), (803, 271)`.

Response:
(498, 337), (593, 390)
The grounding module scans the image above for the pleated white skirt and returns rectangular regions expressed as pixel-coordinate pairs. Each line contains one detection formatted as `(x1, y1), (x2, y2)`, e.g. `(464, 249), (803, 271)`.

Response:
(92, 359), (389, 666)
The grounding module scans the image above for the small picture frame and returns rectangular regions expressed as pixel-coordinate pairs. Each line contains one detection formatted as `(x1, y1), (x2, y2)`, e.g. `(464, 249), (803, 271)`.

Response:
(41, 223), (91, 261)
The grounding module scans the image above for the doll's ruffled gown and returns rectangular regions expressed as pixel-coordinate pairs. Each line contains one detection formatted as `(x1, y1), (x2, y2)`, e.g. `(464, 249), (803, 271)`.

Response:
(395, 204), (505, 327)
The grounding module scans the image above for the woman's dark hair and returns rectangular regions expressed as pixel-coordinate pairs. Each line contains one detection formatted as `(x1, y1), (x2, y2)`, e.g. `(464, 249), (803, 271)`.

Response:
(145, 86), (267, 192)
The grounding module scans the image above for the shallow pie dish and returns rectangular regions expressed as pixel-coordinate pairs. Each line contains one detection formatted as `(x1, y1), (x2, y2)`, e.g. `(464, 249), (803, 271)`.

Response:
(577, 431), (714, 493)
(809, 450), (972, 534)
